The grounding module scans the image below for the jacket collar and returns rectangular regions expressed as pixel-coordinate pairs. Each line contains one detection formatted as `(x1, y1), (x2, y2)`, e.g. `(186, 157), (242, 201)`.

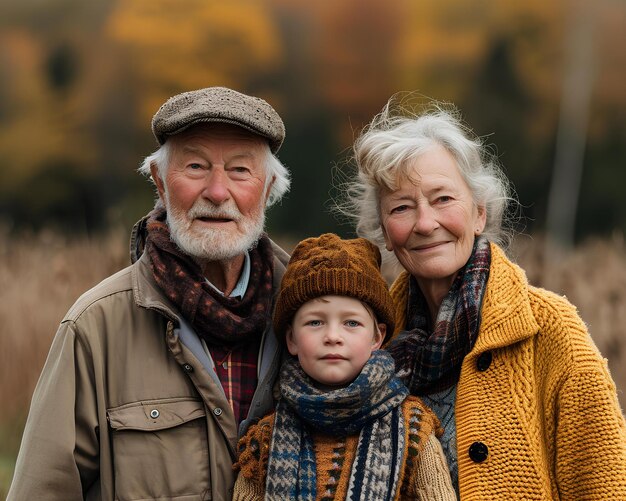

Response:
(131, 251), (180, 320)
(130, 212), (149, 265)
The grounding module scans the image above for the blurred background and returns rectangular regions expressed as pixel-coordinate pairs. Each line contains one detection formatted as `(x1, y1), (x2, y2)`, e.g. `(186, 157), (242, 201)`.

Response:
(1, 0), (625, 496)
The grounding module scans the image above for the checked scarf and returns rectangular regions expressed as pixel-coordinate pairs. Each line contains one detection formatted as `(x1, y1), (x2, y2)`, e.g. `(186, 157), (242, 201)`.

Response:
(265, 351), (409, 501)
(143, 206), (275, 346)
(387, 236), (491, 395)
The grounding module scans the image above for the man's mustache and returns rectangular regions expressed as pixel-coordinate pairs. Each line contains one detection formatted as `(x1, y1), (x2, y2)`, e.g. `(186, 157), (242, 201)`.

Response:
(187, 201), (242, 221)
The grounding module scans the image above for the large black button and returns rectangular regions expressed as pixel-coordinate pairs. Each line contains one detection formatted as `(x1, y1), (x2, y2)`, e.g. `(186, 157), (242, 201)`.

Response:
(469, 442), (489, 463)
(476, 351), (492, 371)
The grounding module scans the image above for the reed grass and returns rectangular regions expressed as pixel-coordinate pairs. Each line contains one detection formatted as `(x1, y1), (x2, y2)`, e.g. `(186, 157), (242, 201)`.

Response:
(1, 229), (624, 497)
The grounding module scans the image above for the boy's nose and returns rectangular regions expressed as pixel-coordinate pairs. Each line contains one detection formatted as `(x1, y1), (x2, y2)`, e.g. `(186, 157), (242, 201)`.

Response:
(323, 325), (342, 344)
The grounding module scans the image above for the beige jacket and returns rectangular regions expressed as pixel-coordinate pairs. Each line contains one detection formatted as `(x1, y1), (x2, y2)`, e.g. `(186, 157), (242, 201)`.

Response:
(8, 231), (289, 501)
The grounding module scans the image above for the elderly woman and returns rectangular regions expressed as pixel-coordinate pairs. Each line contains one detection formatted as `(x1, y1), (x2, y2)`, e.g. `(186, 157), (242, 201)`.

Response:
(343, 96), (626, 499)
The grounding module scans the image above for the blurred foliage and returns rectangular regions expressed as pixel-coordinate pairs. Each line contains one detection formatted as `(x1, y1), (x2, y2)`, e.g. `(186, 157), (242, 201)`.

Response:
(0, 0), (624, 240)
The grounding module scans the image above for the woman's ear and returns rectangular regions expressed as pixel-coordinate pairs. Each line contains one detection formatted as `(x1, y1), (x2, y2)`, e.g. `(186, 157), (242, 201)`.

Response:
(381, 224), (393, 252)
(373, 324), (386, 350)
(475, 204), (487, 235)
(285, 326), (298, 356)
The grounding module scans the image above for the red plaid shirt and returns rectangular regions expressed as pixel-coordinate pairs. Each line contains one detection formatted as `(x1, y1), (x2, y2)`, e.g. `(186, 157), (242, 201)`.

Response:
(209, 338), (261, 424)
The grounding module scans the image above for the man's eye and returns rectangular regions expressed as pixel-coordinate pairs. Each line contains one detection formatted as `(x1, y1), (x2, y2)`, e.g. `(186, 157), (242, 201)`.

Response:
(229, 166), (252, 177)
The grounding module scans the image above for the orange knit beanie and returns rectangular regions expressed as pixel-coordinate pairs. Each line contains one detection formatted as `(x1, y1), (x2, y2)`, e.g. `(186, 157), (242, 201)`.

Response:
(273, 233), (395, 342)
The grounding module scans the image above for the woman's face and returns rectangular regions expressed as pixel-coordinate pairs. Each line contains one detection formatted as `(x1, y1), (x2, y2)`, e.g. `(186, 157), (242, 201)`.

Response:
(379, 144), (486, 296)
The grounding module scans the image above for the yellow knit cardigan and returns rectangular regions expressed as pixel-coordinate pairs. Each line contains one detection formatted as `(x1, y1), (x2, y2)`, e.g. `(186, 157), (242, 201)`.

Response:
(389, 242), (626, 500)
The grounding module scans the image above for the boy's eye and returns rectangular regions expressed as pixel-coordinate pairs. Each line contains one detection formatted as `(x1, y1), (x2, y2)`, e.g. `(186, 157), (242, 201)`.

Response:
(345, 320), (361, 328)
(306, 320), (322, 327)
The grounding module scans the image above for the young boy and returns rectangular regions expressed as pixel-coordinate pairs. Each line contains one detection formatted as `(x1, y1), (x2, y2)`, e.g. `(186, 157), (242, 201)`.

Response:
(233, 233), (455, 500)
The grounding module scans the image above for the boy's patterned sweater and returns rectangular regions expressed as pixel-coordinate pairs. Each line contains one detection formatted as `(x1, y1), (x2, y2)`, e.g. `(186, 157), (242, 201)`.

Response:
(234, 396), (456, 500)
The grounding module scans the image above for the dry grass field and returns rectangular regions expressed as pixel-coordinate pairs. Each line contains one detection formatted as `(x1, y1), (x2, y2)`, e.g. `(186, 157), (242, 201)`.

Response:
(1, 229), (625, 497)
(0, 229), (130, 498)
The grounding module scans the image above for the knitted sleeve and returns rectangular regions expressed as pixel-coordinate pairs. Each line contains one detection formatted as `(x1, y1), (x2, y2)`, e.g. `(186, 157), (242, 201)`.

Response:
(232, 413), (275, 499)
(554, 358), (626, 498)
(232, 475), (264, 501)
(530, 287), (626, 499)
(410, 433), (457, 501)
(400, 397), (457, 500)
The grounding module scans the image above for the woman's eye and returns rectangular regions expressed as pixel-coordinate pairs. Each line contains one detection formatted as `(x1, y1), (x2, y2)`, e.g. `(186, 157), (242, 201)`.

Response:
(437, 195), (452, 203)
(188, 163), (202, 170)
(390, 205), (408, 214)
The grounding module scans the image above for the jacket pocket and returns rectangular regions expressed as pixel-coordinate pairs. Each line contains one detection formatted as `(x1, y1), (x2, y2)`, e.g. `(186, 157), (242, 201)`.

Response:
(108, 397), (211, 501)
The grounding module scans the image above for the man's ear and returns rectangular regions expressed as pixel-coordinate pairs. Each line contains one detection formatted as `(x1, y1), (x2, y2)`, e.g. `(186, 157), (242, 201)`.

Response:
(285, 325), (298, 356)
(373, 324), (386, 350)
(150, 163), (166, 202)
(264, 175), (276, 205)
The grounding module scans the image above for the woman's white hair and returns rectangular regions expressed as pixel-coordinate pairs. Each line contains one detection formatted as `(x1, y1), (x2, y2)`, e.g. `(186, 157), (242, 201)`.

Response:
(339, 95), (517, 267)
(138, 140), (290, 208)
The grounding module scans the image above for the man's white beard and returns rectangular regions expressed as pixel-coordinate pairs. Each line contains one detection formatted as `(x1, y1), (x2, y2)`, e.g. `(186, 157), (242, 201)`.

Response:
(164, 193), (266, 261)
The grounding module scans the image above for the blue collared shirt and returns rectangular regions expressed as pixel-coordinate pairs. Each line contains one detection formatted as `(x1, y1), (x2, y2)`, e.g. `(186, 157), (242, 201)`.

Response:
(205, 251), (251, 299)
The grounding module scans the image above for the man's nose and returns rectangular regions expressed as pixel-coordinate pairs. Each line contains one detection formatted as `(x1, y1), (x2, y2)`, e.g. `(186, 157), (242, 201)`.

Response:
(202, 168), (230, 205)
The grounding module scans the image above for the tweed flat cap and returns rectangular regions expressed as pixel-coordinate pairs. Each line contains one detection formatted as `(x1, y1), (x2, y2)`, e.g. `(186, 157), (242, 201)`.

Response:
(151, 87), (285, 153)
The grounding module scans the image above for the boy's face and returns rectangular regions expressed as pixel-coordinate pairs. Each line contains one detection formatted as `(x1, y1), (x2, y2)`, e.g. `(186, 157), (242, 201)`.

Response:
(286, 295), (385, 388)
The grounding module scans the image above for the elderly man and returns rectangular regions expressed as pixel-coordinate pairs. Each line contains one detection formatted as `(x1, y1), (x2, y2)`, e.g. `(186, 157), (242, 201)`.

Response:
(8, 87), (291, 501)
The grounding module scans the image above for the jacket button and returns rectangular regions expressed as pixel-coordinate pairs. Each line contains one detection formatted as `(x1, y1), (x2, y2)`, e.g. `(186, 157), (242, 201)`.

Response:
(213, 408), (223, 416)
(182, 363), (194, 373)
(476, 351), (492, 371)
(469, 442), (489, 463)
(150, 409), (160, 419)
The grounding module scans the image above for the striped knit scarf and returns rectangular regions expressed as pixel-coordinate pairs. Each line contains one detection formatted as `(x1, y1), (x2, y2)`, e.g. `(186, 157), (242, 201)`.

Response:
(386, 236), (491, 395)
(266, 350), (409, 501)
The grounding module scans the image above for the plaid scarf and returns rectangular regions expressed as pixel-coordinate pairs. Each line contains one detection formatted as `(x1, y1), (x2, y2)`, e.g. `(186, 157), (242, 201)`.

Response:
(387, 236), (491, 395)
(143, 207), (275, 346)
(265, 351), (409, 501)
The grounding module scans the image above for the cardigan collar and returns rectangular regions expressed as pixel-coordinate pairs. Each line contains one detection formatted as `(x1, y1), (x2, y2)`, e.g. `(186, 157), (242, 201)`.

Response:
(470, 243), (539, 354)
